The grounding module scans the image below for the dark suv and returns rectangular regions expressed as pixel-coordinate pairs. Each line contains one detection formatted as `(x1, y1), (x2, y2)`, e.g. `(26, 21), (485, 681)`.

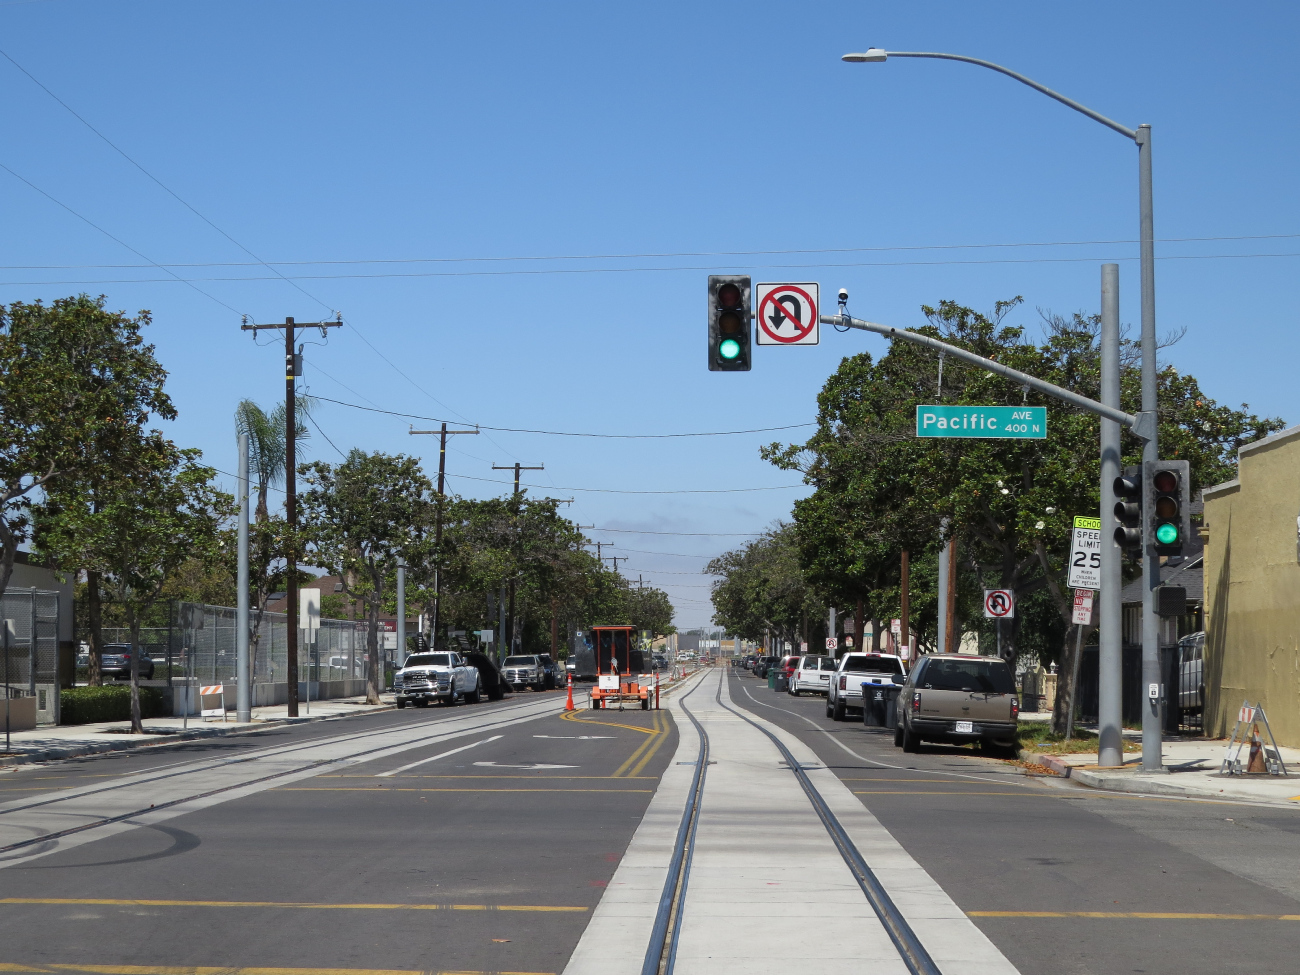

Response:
(894, 654), (1019, 755)
(101, 645), (155, 680)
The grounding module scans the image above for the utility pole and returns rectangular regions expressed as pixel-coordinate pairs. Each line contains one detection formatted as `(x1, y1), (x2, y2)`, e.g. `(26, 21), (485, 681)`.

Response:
(410, 423), (479, 649)
(236, 433), (251, 722)
(605, 555), (628, 573)
(900, 549), (910, 661)
(241, 315), (341, 716)
(492, 462), (544, 657)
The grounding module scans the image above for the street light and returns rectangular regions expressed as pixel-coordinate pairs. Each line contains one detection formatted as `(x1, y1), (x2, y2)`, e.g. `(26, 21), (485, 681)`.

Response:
(843, 47), (1163, 773)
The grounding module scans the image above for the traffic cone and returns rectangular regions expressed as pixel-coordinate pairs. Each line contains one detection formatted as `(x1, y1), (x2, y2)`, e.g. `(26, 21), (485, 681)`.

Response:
(564, 672), (575, 712)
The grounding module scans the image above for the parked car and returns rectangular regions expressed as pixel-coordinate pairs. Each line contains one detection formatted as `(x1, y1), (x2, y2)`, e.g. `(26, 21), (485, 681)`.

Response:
(753, 655), (779, 678)
(894, 654), (1020, 755)
(537, 653), (560, 689)
(827, 652), (904, 720)
(101, 645), (154, 680)
(789, 655), (837, 695)
(503, 654), (548, 691)
(1177, 631), (1206, 713)
(393, 651), (480, 707)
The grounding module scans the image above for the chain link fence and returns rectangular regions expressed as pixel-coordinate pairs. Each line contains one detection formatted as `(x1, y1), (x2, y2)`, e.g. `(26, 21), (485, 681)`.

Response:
(2, 588), (62, 724)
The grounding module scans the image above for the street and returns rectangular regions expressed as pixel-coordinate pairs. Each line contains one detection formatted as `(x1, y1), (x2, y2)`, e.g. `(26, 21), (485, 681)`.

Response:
(1, 671), (1297, 975)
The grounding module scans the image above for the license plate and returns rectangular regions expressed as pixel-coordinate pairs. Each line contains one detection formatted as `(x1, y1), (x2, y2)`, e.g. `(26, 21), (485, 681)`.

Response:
(954, 721), (974, 734)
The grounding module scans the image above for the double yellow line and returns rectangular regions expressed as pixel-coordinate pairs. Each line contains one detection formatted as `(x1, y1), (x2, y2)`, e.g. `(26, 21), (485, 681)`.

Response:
(559, 708), (669, 779)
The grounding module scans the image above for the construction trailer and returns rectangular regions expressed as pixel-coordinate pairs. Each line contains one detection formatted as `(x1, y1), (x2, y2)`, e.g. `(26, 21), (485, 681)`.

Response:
(588, 625), (650, 710)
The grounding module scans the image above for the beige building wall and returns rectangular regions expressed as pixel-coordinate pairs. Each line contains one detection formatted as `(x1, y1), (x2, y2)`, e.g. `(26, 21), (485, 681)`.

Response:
(1202, 424), (1300, 746)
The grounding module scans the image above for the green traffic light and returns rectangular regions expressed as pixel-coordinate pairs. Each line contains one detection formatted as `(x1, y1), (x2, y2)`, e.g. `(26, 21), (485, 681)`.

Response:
(1155, 522), (1179, 545)
(718, 338), (741, 360)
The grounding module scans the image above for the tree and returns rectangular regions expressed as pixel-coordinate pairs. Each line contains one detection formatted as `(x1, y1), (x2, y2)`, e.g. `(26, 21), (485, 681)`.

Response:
(36, 434), (231, 731)
(765, 297), (1283, 729)
(1, 295), (172, 683)
(234, 397), (312, 684)
(300, 450), (435, 704)
(708, 524), (821, 648)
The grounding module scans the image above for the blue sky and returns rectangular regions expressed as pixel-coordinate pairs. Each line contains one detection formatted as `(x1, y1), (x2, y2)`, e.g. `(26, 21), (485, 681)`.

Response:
(3, 1), (1296, 627)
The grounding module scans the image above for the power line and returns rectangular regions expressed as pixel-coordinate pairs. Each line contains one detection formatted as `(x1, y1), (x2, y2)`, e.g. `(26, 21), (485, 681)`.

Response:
(4, 250), (1298, 286)
(589, 527), (762, 536)
(449, 472), (801, 496)
(312, 395), (813, 439)
(302, 411), (347, 459)
(2, 232), (1295, 270)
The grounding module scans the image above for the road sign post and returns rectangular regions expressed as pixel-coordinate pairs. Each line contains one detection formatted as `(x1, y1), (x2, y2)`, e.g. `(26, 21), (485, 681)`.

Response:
(755, 283), (819, 346)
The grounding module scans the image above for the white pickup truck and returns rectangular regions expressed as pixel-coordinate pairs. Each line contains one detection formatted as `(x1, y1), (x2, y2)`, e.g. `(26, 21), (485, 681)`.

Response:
(394, 651), (481, 708)
(826, 652), (906, 721)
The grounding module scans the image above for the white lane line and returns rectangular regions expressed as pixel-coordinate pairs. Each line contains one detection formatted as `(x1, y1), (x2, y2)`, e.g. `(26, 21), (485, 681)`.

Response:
(533, 735), (616, 740)
(377, 736), (503, 777)
(473, 761), (578, 770)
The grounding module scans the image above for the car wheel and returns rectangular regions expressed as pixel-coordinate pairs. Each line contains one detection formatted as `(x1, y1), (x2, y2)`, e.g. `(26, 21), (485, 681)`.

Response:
(466, 681), (481, 704)
(833, 699), (846, 722)
(825, 699), (834, 718)
(396, 700), (406, 709)
(893, 725), (903, 747)
(902, 725), (921, 753)
(984, 738), (1018, 759)
(488, 685), (504, 701)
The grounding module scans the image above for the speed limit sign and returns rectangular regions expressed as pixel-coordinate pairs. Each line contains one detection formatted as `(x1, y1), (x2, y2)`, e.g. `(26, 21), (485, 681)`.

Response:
(1067, 515), (1103, 590)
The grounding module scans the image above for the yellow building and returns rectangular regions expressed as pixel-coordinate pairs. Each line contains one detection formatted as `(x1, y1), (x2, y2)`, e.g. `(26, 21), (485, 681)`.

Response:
(1202, 424), (1300, 746)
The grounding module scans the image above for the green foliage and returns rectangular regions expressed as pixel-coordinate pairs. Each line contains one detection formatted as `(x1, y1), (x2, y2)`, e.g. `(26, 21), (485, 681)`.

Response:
(707, 523), (821, 644)
(1, 295), (172, 600)
(60, 684), (165, 725)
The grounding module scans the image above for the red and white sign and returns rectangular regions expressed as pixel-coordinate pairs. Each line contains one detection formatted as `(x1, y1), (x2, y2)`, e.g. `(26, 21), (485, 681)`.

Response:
(1071, 589), (1095, 626)
(890, 618), (902, 635)
(983, 590), (1015, 619)
(199, 684), (225, 719)
(825, 637), (838, 652)
(755, 283), (820, 346)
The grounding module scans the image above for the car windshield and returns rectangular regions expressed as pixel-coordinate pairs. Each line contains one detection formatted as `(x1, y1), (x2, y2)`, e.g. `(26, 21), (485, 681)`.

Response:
(817, 657), (837, 670)
(405, 653), (451, 667)
(504, 656), (536, 666)
(919, 658), (1014, 693)
(840, 655), (903, 675)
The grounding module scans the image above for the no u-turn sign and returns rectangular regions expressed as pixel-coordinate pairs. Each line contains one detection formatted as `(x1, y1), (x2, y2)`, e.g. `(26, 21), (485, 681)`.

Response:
(755, 283), (819, 345)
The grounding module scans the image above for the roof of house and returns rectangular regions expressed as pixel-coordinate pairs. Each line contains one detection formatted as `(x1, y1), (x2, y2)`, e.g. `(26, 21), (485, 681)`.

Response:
(1120, 553), (1203, 605)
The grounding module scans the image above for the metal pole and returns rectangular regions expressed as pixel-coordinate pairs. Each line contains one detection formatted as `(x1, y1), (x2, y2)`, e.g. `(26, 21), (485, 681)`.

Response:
(900, 550), (910, 660)
(433, 423), (446, 648)
(937, 518), (950, 653)
(4, 619), (12, 752)
(497, 585), (506, 666)
(284, 318), (299, 718)
(1066, 622), (1085, 740)
(944, 537), (958, 654)
(236, 433), (251, 722)
(1137, 125), (1163, 772)
(827, 606), (836, 652)
(1099, 264), (1124, 767)
(396, 562), (407, 670)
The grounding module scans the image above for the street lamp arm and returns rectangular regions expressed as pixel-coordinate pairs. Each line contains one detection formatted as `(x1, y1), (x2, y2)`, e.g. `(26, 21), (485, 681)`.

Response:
(819, 313), (1154, 439)
(851, 50), (1138, 142)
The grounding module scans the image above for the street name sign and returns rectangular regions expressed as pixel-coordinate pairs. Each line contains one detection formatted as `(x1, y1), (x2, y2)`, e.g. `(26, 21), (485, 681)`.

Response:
(1067, 515), (1103, 589)
(915, 405), (1047, 439)
(983, 590), (1015, 619)
(755, 283), (819, 345)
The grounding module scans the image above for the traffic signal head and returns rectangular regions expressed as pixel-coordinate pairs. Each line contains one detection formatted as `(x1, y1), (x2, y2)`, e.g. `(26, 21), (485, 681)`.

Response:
(708, 275), (751, 371)
(1113, 467), (1143, 551)
(1146, 459), (1190, 555)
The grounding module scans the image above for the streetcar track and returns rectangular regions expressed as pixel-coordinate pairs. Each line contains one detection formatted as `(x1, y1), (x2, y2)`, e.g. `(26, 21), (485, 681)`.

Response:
(643, 669), (942, 975)
(0, 696), (561, 858)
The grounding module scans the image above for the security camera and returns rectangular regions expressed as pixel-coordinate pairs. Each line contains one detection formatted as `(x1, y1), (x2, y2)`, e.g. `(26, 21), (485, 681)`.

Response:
(837, 287), (849, 303)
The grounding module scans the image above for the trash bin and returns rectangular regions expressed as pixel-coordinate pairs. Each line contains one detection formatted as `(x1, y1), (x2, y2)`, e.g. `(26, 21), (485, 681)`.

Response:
(768, 669), (777, 690)
(862, 682), (901, 728)
(773, 672), (789, 692)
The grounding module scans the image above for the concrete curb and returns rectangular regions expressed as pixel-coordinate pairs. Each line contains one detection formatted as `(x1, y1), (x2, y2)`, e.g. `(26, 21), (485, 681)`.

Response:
(0, 703), (398, 768)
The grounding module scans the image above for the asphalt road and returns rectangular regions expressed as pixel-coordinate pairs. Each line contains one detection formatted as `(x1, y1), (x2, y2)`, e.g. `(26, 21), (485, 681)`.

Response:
(0, 686), (677, 975)
(727, 668), (1300, 975)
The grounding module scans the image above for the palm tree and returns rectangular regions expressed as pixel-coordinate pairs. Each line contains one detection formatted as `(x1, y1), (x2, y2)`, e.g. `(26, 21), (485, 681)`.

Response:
(234, 396), (314, 682)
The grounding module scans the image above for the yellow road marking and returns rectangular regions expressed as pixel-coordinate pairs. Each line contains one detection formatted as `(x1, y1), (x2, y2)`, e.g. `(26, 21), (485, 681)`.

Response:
(281, 787), (653, 794)
(560, 709), (657, 735)
(0, 966), (553, 975)
(612, 710), (664, 778)
(628, 711), (671, 778)
(0, 898), (585, 912)
(317, 776), (658, 780)
(969, 911), (1300, 920)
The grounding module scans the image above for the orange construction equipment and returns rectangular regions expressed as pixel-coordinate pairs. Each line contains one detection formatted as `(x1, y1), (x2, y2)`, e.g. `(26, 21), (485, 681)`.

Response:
(588, 625), (651, 710)
(564, 671), (575, 711)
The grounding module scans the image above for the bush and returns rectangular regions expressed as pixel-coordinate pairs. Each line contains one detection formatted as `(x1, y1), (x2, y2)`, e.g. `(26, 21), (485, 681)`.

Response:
(60, 685), (166, 725)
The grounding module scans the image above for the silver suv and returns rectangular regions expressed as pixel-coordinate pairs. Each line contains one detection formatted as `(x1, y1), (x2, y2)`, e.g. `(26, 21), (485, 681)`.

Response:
(894, 654), (1019, 755)
(503, 654), (547, 691)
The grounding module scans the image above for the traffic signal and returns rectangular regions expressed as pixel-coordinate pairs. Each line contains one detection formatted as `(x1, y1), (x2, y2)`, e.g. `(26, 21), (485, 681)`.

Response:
(1113, 466), (1143, 552)
(708, 275), (751, 371)
(1146, 459), (1190, 555)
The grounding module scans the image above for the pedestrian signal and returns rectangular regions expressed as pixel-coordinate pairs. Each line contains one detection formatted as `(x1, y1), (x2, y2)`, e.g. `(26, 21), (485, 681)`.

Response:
(1146, 459), (1189, 555)
(1113, 467), (1143, 552)
(708, 275), (751, 372)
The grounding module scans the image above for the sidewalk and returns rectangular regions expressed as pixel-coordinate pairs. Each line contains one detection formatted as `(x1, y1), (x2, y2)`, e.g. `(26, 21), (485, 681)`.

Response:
(0, 694), (395, 767)
(1022, 736), (1300, 806)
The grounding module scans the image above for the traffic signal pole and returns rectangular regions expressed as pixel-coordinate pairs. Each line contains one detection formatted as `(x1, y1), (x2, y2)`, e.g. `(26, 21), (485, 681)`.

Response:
(1098, 265), (1124, 768)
